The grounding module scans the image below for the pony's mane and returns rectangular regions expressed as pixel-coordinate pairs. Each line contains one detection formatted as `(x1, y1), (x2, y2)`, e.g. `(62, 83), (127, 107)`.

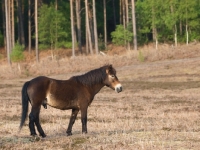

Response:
(71, 65), (112, 86)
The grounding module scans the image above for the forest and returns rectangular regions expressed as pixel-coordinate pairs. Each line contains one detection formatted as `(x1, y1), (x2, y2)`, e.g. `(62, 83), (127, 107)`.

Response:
(0, 0), (200, 64)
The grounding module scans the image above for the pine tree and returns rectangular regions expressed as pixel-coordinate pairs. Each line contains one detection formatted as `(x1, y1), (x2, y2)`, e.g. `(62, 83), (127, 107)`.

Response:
(38, 4), (69, 50)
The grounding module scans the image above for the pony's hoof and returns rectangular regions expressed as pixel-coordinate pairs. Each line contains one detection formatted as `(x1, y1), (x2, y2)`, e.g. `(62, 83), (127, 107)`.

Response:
(30, 135), (40, 142)
(67, 132), (72, 136)
(31, 133), (37, 136)
(82, 131), (87, 134)
(40, 133), (46, 138)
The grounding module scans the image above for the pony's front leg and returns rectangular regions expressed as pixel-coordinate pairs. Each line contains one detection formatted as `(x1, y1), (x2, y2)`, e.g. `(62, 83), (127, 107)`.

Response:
(81, 107), (88, 134)
(66, 108), (79, 136)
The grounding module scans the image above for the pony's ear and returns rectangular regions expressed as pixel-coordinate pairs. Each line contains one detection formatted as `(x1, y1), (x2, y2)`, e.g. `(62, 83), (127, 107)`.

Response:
(108, 64), (113, 70)
(106, 64), (113, 74)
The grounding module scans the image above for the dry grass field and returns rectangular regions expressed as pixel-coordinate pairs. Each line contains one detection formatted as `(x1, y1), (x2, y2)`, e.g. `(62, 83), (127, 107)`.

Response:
(0, 43), (200, 149)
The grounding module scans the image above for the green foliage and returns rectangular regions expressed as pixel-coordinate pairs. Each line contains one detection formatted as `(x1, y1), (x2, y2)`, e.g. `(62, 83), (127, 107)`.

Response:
(64, 42), (73, 49)
(38, 3), (70, 50)
(0, 31), (4, 47)
(136, 0), (200, 44)
(111, 25), (133, 46)
(10, 42), (24, 62)
(2, 0), (200, 54)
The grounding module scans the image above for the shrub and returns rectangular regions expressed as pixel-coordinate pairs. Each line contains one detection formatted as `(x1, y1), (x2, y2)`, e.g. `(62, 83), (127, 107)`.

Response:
(10, 42), (24, 62)
(111, 25), (133, 46)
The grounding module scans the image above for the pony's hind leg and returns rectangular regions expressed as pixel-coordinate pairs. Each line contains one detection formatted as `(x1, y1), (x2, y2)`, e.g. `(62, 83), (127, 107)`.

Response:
(35, 114), (46, 137)
(29, 106), (46, 137)
(29, 112), (37, 136)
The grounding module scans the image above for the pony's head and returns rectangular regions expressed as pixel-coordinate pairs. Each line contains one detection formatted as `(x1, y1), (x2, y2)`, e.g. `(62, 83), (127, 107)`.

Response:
(104, 65), (122, 93)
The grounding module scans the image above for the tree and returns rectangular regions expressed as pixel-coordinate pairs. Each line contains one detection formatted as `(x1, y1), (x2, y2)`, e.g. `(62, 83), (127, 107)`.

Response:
(93, 0), (98, 54)
(2, 0), (6, 49)
(162, 0), (179, 47)
(5, 0), (11, 65)
(103, 0), (107, 49)
(151, 0), (158, 49)
(70, 0), (75, 57)
(17, 0), (25, 47)
(38, 4), (69, 51)
(11, 0), (14, 48)
(112, 0), (116, 28)
(125, 0), (130, 50)
(178, 0), (200, 44)
(76, 0), (82, 54)
(131, 0), (137, 50)
(28, 0), (32, 53)
(2, 0), (200, 57)
(85, 0), (93, 54)
(35, 0), (39, 62)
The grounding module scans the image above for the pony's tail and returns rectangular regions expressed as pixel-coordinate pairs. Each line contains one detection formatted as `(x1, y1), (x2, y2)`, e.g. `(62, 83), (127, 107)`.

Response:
(19, 81), (30, 131)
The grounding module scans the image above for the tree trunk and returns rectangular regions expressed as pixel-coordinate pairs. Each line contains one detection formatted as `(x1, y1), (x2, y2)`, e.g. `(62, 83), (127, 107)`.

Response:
(122, 0), (126, 47)
(131, 0), (137, 50)
(70, 0), (75, 57)
(55, 0), (58, 50)
(93, 0), (98, 54)
(85, 0), (93, 54)
(17, 0), (25, 47)
(85, 18), (89, 54)
(112, 0), (116, 28)
(126, 0), (130, 50)
(76, 0), (82, 54)
(8, 0), (12, 50)
(119, 0), (122, 24)
(35, 0), (39, 62)
(2, 0), (7, 52)
(186, 24), (188, 45)
(89, 9), (94, 45)
(180, 20), (182, 35)
(186, 7), (188, 45)
(11, 0), (15, 48)
(174, 24), (177, 47)
(5, 0), (11, 65)
(103, 0), (107, 49)
(171, 5), (177, 47)
(122, 0), (126, 29)
(28, 0), (31, 53)
(152, 5), (158, 49)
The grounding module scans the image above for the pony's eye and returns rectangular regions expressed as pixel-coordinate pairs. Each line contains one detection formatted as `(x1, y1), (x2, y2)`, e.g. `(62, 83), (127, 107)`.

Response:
(111, 75), (115, 78)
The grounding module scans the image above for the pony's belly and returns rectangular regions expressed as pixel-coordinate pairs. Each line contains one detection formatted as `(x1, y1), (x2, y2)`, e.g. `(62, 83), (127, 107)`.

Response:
(46, 93), (78, 109)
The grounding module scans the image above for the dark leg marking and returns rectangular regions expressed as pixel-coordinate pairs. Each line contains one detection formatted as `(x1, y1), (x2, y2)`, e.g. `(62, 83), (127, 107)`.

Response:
(81, 107), (88, 134)
(29, 106), (46, 137)
(66, 109), (79, 136)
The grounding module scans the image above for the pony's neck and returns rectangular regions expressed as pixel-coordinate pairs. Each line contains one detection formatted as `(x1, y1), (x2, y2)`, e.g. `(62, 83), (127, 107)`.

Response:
(89, 83), (105, 96)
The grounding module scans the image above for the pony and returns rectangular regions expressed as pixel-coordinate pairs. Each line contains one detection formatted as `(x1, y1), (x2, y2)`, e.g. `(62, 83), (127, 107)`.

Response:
(19, 64), (122, 137)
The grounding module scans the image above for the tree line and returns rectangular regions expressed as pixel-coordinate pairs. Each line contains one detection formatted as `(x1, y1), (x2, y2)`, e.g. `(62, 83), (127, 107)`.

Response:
(0, 0), (200, 64)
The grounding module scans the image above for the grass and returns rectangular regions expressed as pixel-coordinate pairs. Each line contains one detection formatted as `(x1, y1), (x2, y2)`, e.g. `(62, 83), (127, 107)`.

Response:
(1, 77), (199, 149)
(0, 44), (200, 149)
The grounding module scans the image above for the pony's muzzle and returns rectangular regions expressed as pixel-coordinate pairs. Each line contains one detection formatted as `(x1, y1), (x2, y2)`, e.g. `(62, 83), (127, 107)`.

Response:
(115, 84), (122, 93)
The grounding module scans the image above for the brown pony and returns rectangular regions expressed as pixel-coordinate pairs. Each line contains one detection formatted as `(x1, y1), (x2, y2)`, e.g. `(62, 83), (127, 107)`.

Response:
(19, 64), (122, 137)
